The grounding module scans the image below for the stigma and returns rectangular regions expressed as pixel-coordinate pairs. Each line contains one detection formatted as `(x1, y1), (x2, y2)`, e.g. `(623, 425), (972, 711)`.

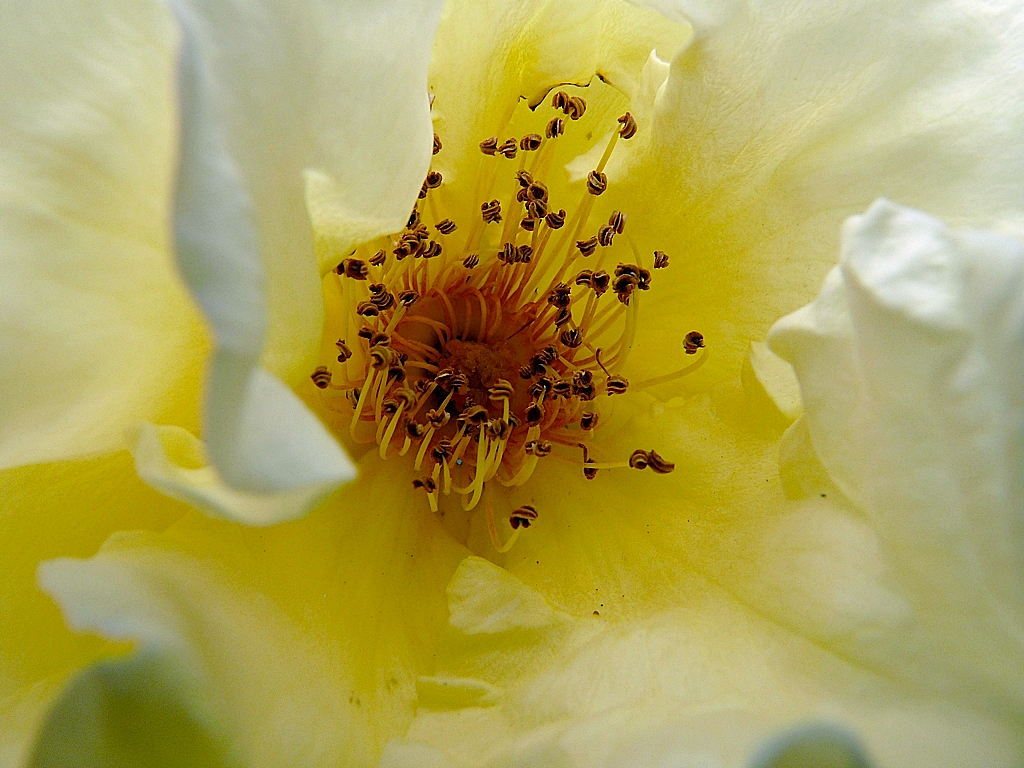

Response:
(312, 89), (706, 549)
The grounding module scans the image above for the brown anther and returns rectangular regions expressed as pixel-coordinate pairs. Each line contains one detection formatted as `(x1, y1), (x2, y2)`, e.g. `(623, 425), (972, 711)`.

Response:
(608, 211), (626, 234)
(613, 273), (637, 306)
(572, 370), (595, 400)
(460, 404), (489, 426)
(515, 187), (529, 203)
(412, 477), (437, 493)
(497, 138), (518, 159)
(525, 440), (552, 457)
(424, 170), (443, 189)
(520, 133), (543, 151)
(592, 271), (610, 295)
(432, 438), (455, 462)
(527, 182), (548, 202)
(576, 236), (599, 257)
(630, 449), (675, 474)
(369, 345), (393, 370)
(528, 376), (554, 398)
(583, 461), (598, 480)
(407, 209), (420, 229)
(520, 217), (537, 232)
(420, 240), (442, 259)
(617, 112), (637, 139)
(356, 301), (380, 317)
(357, 327), (375, 341)
(487, 418), (511, 441)
(597, 224), (616, 247)
(516, 244), (533, 263)
(509, 505), (539, 529)
(551, 90), (570, 111)
(547, 283), (572, 308)
(498, 242), (517, 264)
(551, 379), (572, 399)
(560, 328), (583, 348)
(525, 198), (547, 218)
(586, 170), (608, 195)
(382, 397), (401, 417)
(606, 375), (629, 395)
(432, 133), (442, 155)
(653, 250), (670, 269)
(481, 199), (502, 223)
(525, 401), (545, 426)
(369, 249), (387, 267)
(368, 283), (395, 311)
(369, 331), (390, 348)
(397, 290), (419, 307)
(418, 183), (428, 199)
(479, 136), (499, 155)
(406, 422), (427, 439)
(463, 253), (480, 269)
(311, 366), (331, 389)
(580, 411), (599, 430)
(335, 340), (352, 363)
(426, 409), (451, 429)
(684, 331), (705, 355)
(566, 95), (587, 120)
(335, 258), (369, 280)
(636, 267), (652, 291)
(545, 209), (567, 229)
(538, 346), (558, 364)
(435, 219), (457, 235)
(553, 308), (572, 328)
(546, 117), (565, 138)
(575, 269), (594, 287)
(488, 379), (515, 401)
(519, 365), (534, 379)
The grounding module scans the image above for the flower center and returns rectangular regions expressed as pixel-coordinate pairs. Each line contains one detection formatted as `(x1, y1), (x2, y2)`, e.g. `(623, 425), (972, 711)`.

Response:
(312, 89), (706, 550)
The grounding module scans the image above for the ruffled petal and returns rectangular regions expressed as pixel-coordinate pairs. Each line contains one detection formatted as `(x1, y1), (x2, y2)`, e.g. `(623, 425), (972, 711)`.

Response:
(769, 200), (1024, 709)
(0, 0), (207, 469)
(35, 457), (467, 768)
(168, 15), (353, 503)
(171, 0), (445, 380)
(0, 454), (190, 764)
(383, 558), (1023, 767)
(604, 0), (1024, 394)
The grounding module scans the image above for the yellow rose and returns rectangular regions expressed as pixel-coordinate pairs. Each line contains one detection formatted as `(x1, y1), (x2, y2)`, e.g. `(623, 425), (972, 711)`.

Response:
(2, 0), (1023, 766)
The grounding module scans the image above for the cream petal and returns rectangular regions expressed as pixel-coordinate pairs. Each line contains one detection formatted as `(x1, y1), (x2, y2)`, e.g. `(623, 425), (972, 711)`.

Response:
(170, 0), (445, 380)
(386, 558), (1023, 768)
(170, 18), (353, 498)
(605, 0), (1024, 394)
(0, 0), (207, 469)
(769, 200), (1024, 710)
(132, 423), (343, 525)
(35, 457), (466, 768)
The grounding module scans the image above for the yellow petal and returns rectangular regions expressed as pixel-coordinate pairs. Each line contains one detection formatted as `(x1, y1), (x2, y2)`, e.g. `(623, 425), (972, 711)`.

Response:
(388, 558), (1023, 767)
(0, 453), (191, 763)
(0, 0), (207, 469)
(604, 0), (1024, 395)
(36, 457), (467, 767)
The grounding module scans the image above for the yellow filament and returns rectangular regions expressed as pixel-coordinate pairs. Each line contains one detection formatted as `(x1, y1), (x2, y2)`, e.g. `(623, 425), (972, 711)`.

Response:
(379, 402), (406, 458)
(486, 496), (521, 553)
(349, 369), (377, 440)
(414, 426), (436, 470)
(633, 349), (709, 390)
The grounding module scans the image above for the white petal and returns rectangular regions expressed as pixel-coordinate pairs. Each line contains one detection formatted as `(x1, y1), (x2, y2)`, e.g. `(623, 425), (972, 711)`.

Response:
(170, 0), (444, 380)
(170, 17), (353, 496)
(769, 199), (1024, 707)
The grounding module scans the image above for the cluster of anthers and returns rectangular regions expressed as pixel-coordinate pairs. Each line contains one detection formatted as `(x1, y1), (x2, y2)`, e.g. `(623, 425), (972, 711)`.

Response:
(313, 89), (706, 551)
